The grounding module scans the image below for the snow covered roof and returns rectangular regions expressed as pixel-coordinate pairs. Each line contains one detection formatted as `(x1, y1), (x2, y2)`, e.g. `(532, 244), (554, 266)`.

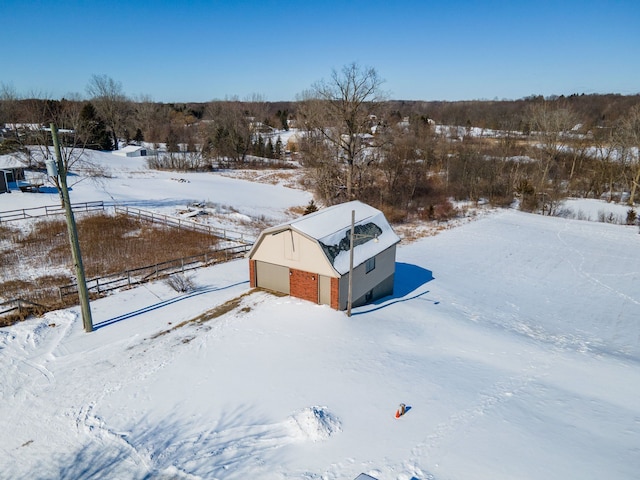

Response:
(254, 200), (400, 275)
(0, 154), (25, 169)
(113, 145), (146, 156)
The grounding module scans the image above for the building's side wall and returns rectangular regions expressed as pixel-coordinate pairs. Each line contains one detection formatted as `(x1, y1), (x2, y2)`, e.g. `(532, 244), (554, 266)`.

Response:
(251, 229), (338, 278)
(337, 245), (397, 310)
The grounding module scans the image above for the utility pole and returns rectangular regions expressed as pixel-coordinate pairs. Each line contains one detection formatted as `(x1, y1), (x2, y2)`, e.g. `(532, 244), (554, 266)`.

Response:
(347, 209), (355, 317)
(50, 123), (94, 332)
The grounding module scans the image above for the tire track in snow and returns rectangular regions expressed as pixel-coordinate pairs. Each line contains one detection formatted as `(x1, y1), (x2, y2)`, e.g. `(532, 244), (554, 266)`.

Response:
(0, 312), (79, 475)
(70, 402), (153, 473)
(58, 292), (278, 477)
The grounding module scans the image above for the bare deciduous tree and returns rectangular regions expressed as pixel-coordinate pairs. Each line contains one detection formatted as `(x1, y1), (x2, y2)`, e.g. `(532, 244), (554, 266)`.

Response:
(298, 63), (386, 202)
(527, 101), (579, 213)
(616, 105), (640, 205)
(86, 74), (130, 149)
(0, 83), (20, 127)
(202, 95), (269, 166)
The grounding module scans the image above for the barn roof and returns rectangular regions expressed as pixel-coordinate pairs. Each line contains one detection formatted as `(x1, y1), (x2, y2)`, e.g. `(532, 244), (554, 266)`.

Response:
(112, 145), (145, 156)
(250, 200), (400, 275)
(353, 474), (379, 480)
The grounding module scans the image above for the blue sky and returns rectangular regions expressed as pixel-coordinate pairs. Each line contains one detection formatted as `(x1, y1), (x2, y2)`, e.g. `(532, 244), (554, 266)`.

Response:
(2, 0), (639, 102)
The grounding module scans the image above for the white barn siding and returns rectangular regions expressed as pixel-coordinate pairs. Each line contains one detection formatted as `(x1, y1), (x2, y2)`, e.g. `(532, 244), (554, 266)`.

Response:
(250, 229), (338, 278)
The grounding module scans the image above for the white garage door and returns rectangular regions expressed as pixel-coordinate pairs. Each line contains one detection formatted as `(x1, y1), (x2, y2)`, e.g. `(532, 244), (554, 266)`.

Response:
(255, 261), (290, 294)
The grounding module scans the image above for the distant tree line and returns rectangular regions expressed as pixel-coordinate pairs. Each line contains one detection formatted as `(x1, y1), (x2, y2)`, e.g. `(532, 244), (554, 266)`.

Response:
(1, 70), (639, 222)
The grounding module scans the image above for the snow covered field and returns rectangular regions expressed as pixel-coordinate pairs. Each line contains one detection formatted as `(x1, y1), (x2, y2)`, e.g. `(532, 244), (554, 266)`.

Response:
(1, 151), (639, 480)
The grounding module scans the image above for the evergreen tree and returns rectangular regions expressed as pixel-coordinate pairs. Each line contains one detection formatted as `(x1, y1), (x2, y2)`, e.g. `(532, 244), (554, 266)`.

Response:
(133, 128), (144, 144)
(266, 137), (275, 159)
(257, 135), (266, 157)
(79, 102), (113, 150)
(275, 136), (283, 159)
(277, 109), (289, 131)
(303, 199), (319, 215)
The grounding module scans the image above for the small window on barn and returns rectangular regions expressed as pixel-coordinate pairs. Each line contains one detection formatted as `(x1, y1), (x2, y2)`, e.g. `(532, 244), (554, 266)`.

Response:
(365, 257), (375, 273)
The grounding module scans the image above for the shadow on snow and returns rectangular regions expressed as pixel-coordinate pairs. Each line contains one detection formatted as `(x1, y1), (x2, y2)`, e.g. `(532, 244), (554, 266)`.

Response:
(94, 281), (248, 330)
(351, 262), (437, 316)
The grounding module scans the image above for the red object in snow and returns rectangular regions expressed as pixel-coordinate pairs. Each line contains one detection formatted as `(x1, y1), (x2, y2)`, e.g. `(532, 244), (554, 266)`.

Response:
(395, 403), (406, 418)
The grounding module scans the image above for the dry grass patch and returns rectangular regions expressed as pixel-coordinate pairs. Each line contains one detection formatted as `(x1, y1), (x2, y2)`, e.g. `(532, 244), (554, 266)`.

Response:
(0, 274), (72, 305)
(7, 214), (214, 273)
(0, 305), (48, 327)
(1, 212), (221, 314)
(219, 168), (304, 189)
(150, 290), (256, 339)
(287, 205), (307, 216)
(76, 213), (219, 277)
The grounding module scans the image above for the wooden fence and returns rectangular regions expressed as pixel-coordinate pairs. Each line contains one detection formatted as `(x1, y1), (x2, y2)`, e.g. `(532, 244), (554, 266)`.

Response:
(0, 298), (49, 319)
(113, 205), (252, 244)
(0, 201), (105, 223)
(1, 201), (256, 319)
(58, 244), (252, 300)
(0, 203), (254, 245)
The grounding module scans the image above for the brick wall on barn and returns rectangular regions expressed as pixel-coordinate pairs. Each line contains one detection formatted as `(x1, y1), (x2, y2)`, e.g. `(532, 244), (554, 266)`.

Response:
(331, 277), (340, 310)
(290, 268), (319, 304)
(249, 260), (256, 288)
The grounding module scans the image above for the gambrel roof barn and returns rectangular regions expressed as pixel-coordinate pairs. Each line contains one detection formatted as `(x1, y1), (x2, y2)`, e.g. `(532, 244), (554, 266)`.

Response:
(247, 200), (400, 311)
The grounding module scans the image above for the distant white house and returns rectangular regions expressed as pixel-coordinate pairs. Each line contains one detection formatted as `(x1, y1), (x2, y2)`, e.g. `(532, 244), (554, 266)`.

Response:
(0, 155), (26, 194)
(113, 145), (147, 157)
(0, 170), (9, 193)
